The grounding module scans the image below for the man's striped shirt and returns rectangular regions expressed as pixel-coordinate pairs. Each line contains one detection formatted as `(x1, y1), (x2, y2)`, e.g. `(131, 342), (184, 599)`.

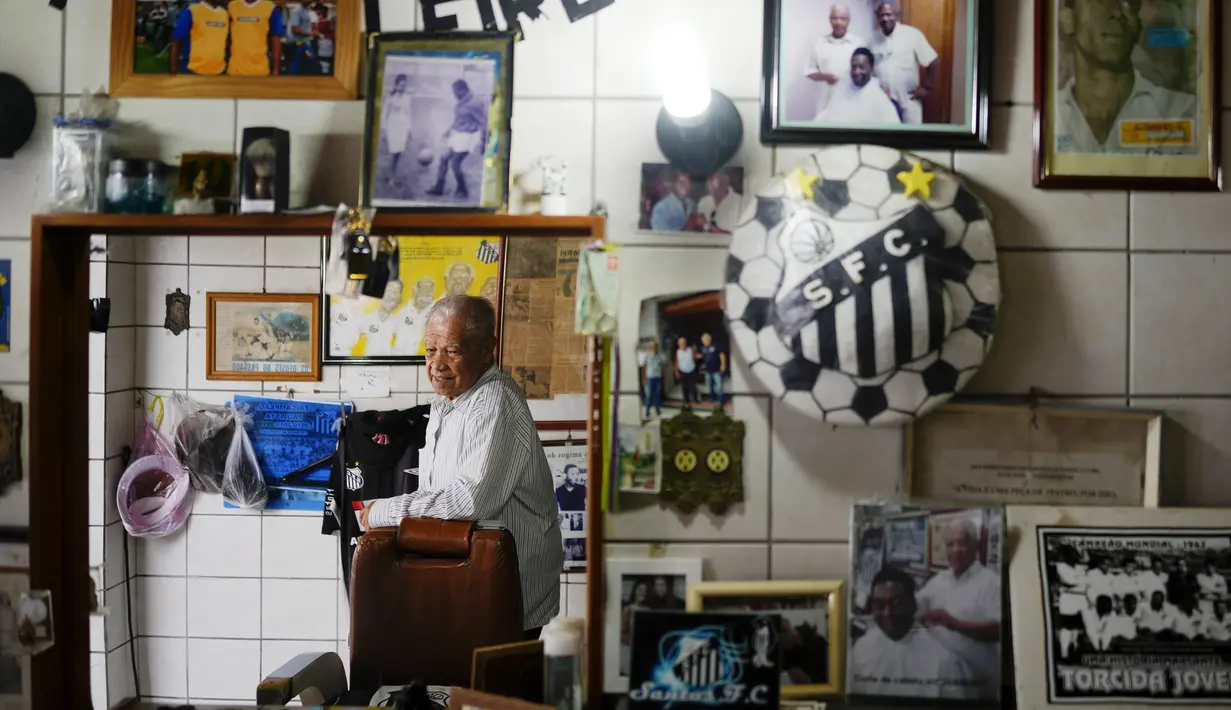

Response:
(366, 366), (564, 629)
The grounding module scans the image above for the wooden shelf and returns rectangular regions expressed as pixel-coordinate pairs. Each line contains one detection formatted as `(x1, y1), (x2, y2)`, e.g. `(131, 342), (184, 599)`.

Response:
(31, 212), (606, 237)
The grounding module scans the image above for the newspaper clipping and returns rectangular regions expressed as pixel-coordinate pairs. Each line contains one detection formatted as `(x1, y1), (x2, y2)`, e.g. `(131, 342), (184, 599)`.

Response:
(848, 504), (1003, 701)
(1038, 527), (1231, 703)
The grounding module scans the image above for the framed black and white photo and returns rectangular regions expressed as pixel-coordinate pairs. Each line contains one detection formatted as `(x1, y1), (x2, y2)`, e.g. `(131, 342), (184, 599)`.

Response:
(540, 425), (586, 572)
(761, 0), (993, 148)
(1009, 506), (1231, 709)
(362, 32), (513, 212)
(603, 558), (703, 694)
(848, 503), (1003, 702)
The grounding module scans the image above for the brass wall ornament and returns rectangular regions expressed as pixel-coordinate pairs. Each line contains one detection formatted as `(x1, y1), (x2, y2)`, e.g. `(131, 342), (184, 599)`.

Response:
(659, 407), (745, 515)
(0, 389), (22, 496)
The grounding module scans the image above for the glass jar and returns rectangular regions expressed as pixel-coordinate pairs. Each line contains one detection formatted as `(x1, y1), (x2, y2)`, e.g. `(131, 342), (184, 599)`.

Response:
(104, 159), (141, 214)
(140, 161), (168, 214)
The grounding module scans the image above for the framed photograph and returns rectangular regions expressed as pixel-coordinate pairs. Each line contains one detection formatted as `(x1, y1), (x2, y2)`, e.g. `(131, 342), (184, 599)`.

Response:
(686, 580), (845, 697)
(1008, 506), (1231, 709)
(849, 503), (1003, 702)
(907, 403), (1162, 508)
(603, 557), (703, 693)
(109, 0), (360, 99)
(761, 0), (993, 148)
(638, 164), (746, 234)
(470, 639), (544, 702)
(0, 560), (30, 710)
(363, 32), (514, 212)
(1034, 0), (1221, 190)
(635, 291), (731, 422)
(205, 292), (320, 381)
(617, 421), (662, 494)
(541, 429), (587, 572)
(321, 235), (505, 365)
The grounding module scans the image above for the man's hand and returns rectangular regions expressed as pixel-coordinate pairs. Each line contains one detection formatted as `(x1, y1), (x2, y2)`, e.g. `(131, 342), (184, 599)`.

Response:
(922, 608), (955, 629)
(910, 85), (932, 100)
(360, 501), (377, 531)
(819, 72), (839, 85)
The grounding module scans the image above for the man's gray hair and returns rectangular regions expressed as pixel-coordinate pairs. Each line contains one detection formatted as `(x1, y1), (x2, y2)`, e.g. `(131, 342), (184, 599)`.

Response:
(830, 3), (851, 15)
(426, 294), (497, 345)
(944, 516), (979, 543)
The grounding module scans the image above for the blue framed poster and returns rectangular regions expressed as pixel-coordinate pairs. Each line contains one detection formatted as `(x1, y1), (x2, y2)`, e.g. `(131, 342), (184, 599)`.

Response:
(0, 260), (11, 353)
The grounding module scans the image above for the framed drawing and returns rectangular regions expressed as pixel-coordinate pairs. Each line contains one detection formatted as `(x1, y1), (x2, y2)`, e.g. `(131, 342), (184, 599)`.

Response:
(761, 0), (993, 149)
(849, 503), (1003, 702)
(540, 426), (587, 571)
(321, 235), (505, 365)
(363, 32), (514, 212)
(1034, 0), (1220, 189)
(205, 292), (320, 381)
(1008, 506), (1231, 709)
(907, 403), (1162, 508)
(109, 0), (361, 99)
(603, 557), (703, 694)
(686, 580), (845, 697)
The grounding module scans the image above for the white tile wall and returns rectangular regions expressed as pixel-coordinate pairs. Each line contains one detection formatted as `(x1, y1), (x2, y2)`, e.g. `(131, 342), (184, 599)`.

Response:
(5, 0), (1231, 702)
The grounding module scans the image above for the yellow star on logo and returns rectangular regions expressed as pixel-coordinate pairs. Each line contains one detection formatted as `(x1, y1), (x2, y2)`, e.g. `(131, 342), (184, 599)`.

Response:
(786, 167), (819, 201)
(897, 161), (936, 200)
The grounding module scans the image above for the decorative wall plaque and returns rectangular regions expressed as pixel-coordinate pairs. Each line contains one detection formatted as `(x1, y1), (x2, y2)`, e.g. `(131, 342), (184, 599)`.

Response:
(165, 288), (189, 335)
(0, 389), (23, 496)
(659, 408), (745, 515)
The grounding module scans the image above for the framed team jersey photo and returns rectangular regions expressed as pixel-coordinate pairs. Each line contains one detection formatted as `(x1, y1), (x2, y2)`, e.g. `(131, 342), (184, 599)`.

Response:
(761, 0), (993, 149)
(321, 235), (505, 365)
(1035, 0), (1220, 190)
(205, 292), (321, 381)
(108, 0), (361, 99)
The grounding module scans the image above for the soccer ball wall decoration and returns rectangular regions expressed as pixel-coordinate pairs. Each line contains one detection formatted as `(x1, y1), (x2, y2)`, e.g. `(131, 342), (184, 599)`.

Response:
(724, 145), (999, 426)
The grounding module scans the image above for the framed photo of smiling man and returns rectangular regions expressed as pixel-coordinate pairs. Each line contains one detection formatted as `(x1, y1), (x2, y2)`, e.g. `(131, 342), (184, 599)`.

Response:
(1035, 0), (1221, 189)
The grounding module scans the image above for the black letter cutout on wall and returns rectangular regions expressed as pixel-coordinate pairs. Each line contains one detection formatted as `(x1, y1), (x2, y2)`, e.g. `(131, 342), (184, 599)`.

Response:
(421, 0), (616, 32)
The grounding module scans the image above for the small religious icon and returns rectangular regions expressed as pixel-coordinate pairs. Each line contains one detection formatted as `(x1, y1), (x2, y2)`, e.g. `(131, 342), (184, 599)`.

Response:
(165, 288), (190, 335)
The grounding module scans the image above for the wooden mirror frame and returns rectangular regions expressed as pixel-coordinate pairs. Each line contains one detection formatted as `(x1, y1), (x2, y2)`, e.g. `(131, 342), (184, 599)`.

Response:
(27, 213), (607, 708)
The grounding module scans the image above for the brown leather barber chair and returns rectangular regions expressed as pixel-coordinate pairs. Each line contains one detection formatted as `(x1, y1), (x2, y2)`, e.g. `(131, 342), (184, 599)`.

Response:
(257, 518), (525, 706)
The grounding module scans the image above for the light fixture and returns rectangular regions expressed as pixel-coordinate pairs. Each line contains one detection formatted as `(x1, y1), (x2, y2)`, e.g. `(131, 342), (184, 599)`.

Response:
(653, 24), (743, 177)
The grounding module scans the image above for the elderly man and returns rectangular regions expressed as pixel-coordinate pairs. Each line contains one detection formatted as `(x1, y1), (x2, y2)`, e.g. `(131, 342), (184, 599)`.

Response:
(805, 4), (864, 120)
(915, 517), (1001, 698)
(850, 566), (977, 699)
(869, 1), (939, 125)
(360, 295), (564, 636)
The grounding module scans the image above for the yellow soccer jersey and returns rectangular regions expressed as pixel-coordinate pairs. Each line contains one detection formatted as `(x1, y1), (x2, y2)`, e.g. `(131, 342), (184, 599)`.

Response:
(186, 3), (230, 76)
(227, 0), (282, 76)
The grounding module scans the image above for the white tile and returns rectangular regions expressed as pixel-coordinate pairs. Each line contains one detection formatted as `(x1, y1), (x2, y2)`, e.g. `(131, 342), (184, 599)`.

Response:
(136, 327), (189, 390)
(90, 526), (104, 569)
(65, 0), (111, 92)
(189, 265), (265, 326)
(991, 0), (1032, 105)
(265, 267), (321, 294)
(337, 580), (349, 641)
(89, 333), (106, 395)
(262, 365), (342, 397)
(770, 543), (852, 581)
(262, 579), (338, 640)
(260, 639), (339, 678)
(387, 365), (421, 393)
(139, 637), (188, 698)
(92, 652), (107, 710)
(90, 260), (108, 298)
(105, 236), (136, 263)
(106, 643), (138, 708)
(1132, 254), (1231, 394)
(0, 98), (56, 238)
(606, 543), (769, 581)
(954, 106), (1128, 249)
(337, 640), (351, 684)
(235, 100), (365, 208)
(137, 576), (186, 637)
(191, 490), (263, 516)
(349, 393), (420, 412)
(106, 327), (137, 392)
(187, 577), (262, 639)
(190, 236), (267, 266)
(89, 393), (105, 458)
(377, 0), (418, 31)
(0, 240), (31, 379)
(1131, 115), (1231, 250)
(114, 99), (237, 166)
(90, 460), (104, 527)
(187, 327), (263, 392)
(105, 391), (137, 459)
(771, 400), (903, 541)
(594, 99), (772, 241)
(104, 582), (132, 652)
(509, 99), (595, 215)
(106, 263), (137, 328)
(608, 396), (769, 541)
(262, 517), (338, 579)
(91, 610), (104, 654)
(595, 0), (763, 100)
(186, 515), (262, 577)
(104, 456), (125, 526)
(103, 522), (129, 590)
(967, 252), (1127, 395)
(566, 583), (586, 620)
(134, 236), (190, 264)
(0, 3), (62, 93)
(187, 638), (261, 700)
(135, 264), (189, 326)
(514, 11), (596, 97)
(137, 529), (188, 576)
(266, 236), (325, 267)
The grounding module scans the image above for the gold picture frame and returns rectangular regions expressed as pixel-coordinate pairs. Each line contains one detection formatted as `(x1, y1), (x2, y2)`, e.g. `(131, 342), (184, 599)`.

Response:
(205, 292), (321, 382)
(685, 579), (845, 697)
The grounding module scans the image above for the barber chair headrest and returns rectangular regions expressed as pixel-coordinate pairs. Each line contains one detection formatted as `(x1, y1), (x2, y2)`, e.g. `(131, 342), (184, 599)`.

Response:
(396, 518), (474, 558)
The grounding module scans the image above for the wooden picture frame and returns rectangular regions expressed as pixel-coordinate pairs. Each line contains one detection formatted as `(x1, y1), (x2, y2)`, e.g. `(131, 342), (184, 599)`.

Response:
(205, 292), (321, 382)
(109, 0), (361, 100)
(1033, 0), (1221, 190)
(603, 557), (703, 694)
(447, 687), (552, 710)
(906, 402), (1162, 508)
(686, 580), (845, 698)
(363, 32), (515, 212)
(760, 0), (994, 149)
(470, 639), (544, 702)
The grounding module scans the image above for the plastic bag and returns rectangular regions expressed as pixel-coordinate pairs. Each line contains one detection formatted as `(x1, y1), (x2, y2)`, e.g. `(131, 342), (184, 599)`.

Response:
(117, 405), (194, 538)
(169, 394), (235, 495)
(222, 404), (267, 509)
